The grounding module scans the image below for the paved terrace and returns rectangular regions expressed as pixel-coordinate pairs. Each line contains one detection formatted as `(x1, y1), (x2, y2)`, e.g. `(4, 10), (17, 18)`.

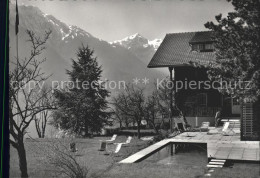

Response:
(120, 130), (260, 163)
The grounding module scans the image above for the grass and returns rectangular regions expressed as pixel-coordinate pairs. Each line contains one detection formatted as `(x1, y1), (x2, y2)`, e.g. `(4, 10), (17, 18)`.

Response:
(9, 136), (150, 178)
(10, 136), (260, 178)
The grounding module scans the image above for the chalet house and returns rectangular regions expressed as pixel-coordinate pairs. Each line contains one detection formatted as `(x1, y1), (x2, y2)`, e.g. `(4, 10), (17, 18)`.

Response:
(148, 31), (259, 141)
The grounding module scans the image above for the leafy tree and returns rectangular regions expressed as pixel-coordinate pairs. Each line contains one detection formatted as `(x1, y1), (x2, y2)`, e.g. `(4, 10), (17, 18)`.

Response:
(53, 45), (110, 137)
(204, 0), (260, 102)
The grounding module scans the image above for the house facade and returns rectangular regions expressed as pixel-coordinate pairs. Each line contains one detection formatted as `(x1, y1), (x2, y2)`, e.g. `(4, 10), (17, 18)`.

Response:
(148, 31), (259, 141)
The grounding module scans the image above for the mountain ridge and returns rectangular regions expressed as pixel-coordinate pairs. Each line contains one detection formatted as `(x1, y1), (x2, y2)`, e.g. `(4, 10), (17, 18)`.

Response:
(110, 33), (162, 50)
(9, 4), (165, 92)
(110, 33), (162, 65)
(9, 4), (166, 138)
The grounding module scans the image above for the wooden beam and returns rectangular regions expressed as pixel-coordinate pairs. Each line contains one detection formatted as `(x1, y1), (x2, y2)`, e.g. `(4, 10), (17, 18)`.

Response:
(169, 67), (174, 133)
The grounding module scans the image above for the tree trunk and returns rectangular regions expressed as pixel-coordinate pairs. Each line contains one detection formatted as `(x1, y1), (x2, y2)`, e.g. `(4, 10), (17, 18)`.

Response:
(125, 121), (129, 129)
(150, 121), (158, 134)
(35, 119), (41, 138)
(35, 113), (47, 138)
(137, 121), (141, 139)
(41, 113), (47, 138)
(119, 121), (122, 129)
(17, 139), (28, 178)
(84, 119), (89, 137)
(151, 114), (159, 134)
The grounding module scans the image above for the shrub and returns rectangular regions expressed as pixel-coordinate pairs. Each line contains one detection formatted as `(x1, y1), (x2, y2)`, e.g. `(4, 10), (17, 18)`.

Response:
(46, 141), (88, 178)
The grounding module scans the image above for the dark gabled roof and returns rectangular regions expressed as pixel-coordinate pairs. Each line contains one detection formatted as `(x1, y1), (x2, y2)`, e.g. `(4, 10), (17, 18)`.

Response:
(147, 31), (216, 68)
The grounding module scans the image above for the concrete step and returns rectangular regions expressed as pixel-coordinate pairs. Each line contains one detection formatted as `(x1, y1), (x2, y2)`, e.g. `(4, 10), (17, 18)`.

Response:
(207, 165), (223, 168)
(210, 159), (226, 162)
(209, 161), (225, 165)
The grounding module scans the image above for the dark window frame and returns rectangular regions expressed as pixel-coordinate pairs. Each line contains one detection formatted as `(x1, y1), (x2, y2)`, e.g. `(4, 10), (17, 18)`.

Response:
(197, 93), (208, 107)
(191, 42), (214, 52)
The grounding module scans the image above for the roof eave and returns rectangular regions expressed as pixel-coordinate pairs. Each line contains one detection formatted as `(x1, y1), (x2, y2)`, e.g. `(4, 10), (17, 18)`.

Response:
(147, 63), (193, 68)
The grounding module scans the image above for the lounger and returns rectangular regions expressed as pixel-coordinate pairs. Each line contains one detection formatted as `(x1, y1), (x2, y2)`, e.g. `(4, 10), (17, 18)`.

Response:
(114, 143), (123, 153)
(124, 136), (132, 144)
(207, 122), (230, 135)
(104, 142), (123, 155)
(106, 136), (132, 155)
(200, 122), (210, 132)
(99, 134), (117, 144)
(176, 122), (186, 132)
(222, 122), (236, 136)
(201, 122), (210, 128)
(222, 122), (229, 132)
(114, 136), (132, 146)
(98, 141), (107, 151)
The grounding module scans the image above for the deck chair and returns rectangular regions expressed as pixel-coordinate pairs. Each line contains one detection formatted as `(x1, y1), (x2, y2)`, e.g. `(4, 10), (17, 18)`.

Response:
(200, 122), (210, 132)
(201, 122), (210, 128)
(124, 136), (132, 144)
(105, 137), (133, 155)
(174, 115), (188, 133)
(99, 134), (117, 144)
(114, 136), (132, 147)
(114, 143), (123, 153)
(176, 122), (186, 133)
(98, 141), (107, 151)
(222, 122), (229, 132)
(222, 122), (236, 136)
(104, 142), (123, 155)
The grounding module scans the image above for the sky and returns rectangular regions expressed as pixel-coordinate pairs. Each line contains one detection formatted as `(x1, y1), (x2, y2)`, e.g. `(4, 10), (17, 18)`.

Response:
(18, 0), (234, 42)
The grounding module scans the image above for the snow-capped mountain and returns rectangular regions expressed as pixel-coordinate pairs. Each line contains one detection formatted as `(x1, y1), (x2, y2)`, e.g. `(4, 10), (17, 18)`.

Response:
(44, 15), (93, 41)
(9, 4), (164, 87)
(9, 4), (166, 138)
(148, 38), (162, 49)
(110, 34), (162, 64)
(110, 33), (162, 50)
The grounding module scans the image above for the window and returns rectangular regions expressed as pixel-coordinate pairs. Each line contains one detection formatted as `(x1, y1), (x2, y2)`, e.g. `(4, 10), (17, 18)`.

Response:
(198, 44), (204, 50)
(197, 93), (207, 106)
(185, 95), (197, 105)
(191, 44), (199, 51)
(205, 43), (214, 50)
(191, 43), (214, 52)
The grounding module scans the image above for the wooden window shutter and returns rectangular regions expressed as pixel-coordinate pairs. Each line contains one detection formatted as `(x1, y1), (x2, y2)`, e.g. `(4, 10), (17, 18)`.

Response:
(241, 103), (254, 138)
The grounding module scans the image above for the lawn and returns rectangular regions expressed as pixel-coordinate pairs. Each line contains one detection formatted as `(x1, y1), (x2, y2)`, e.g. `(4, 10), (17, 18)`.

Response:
(9, 136), (260, 178)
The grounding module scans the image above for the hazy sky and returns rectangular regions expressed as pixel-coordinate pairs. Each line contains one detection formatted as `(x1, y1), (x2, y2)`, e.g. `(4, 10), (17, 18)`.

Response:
(18, 0), (234, 42)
